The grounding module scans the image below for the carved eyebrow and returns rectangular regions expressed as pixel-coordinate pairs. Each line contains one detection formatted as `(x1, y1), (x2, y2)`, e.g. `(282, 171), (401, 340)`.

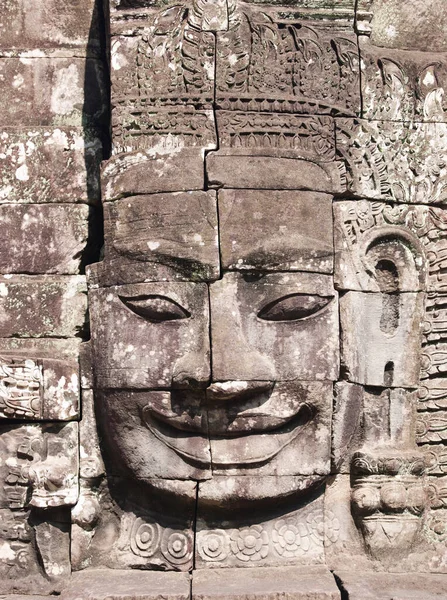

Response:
(258, 294), (332, 322)
(118, 295), (191, 322)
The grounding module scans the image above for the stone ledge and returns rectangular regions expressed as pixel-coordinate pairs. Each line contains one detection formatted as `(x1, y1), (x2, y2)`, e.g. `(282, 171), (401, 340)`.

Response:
(335, 571), (447, 599)
(192, 566), (340, 600)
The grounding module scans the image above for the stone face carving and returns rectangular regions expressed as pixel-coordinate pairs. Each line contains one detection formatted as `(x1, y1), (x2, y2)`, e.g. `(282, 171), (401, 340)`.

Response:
(2, 0), (447, 598)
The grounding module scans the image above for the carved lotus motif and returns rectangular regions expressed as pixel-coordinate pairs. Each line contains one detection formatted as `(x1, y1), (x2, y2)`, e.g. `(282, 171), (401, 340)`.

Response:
(272, 517), (309, 557)
(305, 509), (340, 546)
(230, 525), (269, 562)
(197, 529), (229, 562)
(130, 518), (161, 558)
(161, 529), (193, 566)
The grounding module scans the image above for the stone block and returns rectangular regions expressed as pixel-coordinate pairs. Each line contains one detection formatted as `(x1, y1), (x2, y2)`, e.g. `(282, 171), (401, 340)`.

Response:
(333, 201), (427, 292)
(0, 0), (101, 56)
(360, 38), (447, 122)
(340, 291), (424, 388)
(192, 566), (340, 600)
(0, 204), (90, 274)
(110, 29), (214, 107)
(79, 342), (94, 390)
(208, 381), (333, 477)
(215, 114), (337, 163)
(0, 422), (78, 509)
(332, 382), (363, 473)
(63, 569), (191, 600)
(215, 15), (360, 117)
(0, 58), (106, 127)
(0, 275), (87, 338)
(0, 355), (79, 420)
(416, 411), (447, 444)
(0, 128), (102, 204)
(71, 477), (197, 571)
(0, 507), (57, 595)
(421, 442), (447, 476)
(95, 389), (211, 481)
(197, 476), (327, 510)
(336, 119), (447, 203)
(218, 189), (333, 274)
(368, 0), (447, 53)
(102, 149), (205, 200)
(112, 108), (217, 155)
(196, 494), (329, 569)
(335, 201), (447, 293)
(101, 191), (220, 284)
(78, 389), (104, 481)
(89, 282), (210, 389)
(421, 343), (447, 379)
(207, 152), (345, 194)
(209, 272), (339, 382)
(34, 518), (70, 580)
(0, 337), (82, 360)
(335, 571), (447, 599)
(324, 475), (369, 573)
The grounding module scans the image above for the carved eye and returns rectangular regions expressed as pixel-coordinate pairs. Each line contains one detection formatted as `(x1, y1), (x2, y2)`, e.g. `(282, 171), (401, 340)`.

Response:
(258, 294), (332, 322)
(118, 295), (191, 323)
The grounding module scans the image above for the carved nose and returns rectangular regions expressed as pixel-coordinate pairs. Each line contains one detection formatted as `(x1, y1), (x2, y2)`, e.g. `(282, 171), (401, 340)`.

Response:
(171, 351), (210, 389)
(211, 345), (276, 382)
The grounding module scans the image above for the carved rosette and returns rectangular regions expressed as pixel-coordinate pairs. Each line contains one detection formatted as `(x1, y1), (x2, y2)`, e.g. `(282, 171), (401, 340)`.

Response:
(272, 517), (310, 557)
(130, 519), (161, 558)
(197, 529), (230, 562)
(160, 529), (193, 566)
(230, 525), (269, 563)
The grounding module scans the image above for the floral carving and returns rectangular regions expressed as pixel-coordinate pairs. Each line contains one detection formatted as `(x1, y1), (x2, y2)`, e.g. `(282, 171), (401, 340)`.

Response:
(306, 509), (340, 545)
(230, 525), (269, 562)
(160, 529), (193, 566)
(272, 517), (309, 557)
(425, 511), (447, 543)
(130, 518), (161, 558)
(197, 529), (229, 562)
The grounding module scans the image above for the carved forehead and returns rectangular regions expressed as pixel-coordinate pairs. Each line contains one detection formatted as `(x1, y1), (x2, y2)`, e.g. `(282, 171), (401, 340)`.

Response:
(94, 187), (335, 286)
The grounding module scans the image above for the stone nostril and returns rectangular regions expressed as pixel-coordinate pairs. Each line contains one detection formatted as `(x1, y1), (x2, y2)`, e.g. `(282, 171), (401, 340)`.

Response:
(172, 372), (209, 390)
(205, 380), (275, 405)
(171, 350), (211, 389)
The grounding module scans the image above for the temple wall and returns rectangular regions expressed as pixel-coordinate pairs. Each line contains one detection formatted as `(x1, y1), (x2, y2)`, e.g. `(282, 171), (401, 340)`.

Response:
(0, 1), (447, 599)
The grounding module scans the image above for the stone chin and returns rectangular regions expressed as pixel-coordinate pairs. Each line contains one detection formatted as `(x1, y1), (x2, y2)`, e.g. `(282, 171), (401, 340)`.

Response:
(96, 386), (328, 505)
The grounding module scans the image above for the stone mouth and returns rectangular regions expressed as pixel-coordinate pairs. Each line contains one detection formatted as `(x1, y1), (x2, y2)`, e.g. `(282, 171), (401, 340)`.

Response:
(143, 382), (313, 436)
(142, 393), (315, 467)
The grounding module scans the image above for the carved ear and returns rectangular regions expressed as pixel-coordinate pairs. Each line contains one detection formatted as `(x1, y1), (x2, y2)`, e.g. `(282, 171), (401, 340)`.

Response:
(361, 227), (427, 292)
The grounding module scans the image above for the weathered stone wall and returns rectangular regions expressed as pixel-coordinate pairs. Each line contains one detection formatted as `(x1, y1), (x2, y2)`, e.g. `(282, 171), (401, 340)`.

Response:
(1, 1), (447, 599)
(0, 0), (107, 594)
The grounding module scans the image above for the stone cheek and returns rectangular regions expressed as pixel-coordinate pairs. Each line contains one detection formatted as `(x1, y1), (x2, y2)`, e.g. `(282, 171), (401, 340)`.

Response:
(209, 381), (333, 477)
